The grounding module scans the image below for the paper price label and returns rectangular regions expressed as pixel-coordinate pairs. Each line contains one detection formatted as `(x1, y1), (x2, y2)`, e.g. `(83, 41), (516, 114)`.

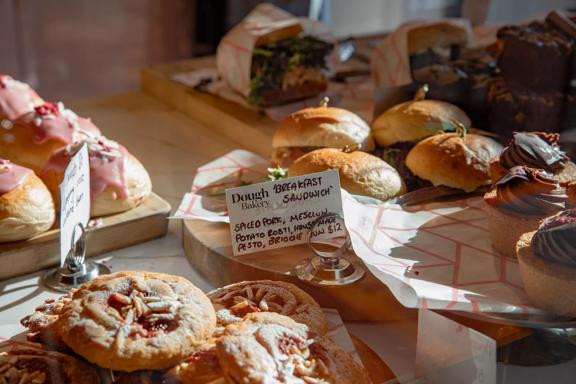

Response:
(225, 170), (343, 256)
(59, 144), (90, 266)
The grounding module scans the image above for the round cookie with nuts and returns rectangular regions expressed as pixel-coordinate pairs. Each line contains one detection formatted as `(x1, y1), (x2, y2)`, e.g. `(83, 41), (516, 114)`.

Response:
(215, 312), (369, 384)
(0, 345), (100, 384)
(207, 280), (327, 336)
(56, 271), (216, 372)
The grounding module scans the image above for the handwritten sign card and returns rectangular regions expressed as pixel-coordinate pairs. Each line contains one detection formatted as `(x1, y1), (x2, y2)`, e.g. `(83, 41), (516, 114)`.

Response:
(225, 170), (343, 255)
(59, 144), (90, 266)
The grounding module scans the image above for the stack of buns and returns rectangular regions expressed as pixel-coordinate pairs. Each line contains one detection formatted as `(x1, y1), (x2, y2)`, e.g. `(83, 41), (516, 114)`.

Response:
(18, 273), (370, 383)
(0, 74), (152, 243)
(273, 90), (503, 201)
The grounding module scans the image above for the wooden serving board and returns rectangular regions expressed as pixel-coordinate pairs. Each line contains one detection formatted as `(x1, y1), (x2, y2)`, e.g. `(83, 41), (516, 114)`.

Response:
(141, 57), (274, 157)
(182, 219), (530, 345)
(0, 193), (171, 280)
(183, 219), (416, 323)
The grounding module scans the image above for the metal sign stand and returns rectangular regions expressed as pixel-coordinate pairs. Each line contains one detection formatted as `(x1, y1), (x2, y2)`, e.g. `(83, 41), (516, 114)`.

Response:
(42, 222), (110, 292)
(294, 212), (365, 286)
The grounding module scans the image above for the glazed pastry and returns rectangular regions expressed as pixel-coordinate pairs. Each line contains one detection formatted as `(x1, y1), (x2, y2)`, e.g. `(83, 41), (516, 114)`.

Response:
(0, 345), (100, 384)
(163, 341), (224, 384)
(0, 74), (43, 122)
(484, 166), (567, 258)
(20, 291), (75, 351)
(517, 210), (576, 316)
(207, 280), (328, 335)
(40, 135), (152, 217)
(56, 271), (216, 372)
(215, 312), (369, 384)
(489, 132), (576, 184)
(0, 101), (101, 173)
(0, 159), (55, 243)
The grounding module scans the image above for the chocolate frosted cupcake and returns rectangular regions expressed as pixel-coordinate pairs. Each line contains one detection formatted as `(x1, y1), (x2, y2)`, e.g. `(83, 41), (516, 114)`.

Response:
(484, 166), (567, 257)
(490, 132), (576, 182)
(490, 132), (576, 206)
(517, 210), (576, 316)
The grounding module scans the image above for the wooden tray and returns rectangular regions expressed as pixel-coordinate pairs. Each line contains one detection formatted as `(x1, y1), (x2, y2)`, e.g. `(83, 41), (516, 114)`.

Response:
(182, 219), (530, 345)
(141, 57), (274, 157)
(0, 193), (171, 280)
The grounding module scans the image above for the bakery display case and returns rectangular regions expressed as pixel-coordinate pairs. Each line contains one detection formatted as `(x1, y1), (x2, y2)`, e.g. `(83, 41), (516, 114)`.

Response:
(2, 1), (576, 383)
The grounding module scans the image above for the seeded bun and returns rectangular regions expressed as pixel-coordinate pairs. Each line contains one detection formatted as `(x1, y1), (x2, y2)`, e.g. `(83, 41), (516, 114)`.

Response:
(405, 133), (503, 192)
(372, 100), (471, 147)
(288, 148), (405, 201)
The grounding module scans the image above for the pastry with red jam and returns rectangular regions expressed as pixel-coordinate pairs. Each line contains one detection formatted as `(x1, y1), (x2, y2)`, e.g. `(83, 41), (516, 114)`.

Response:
(0, 345), (100, 384)
(56, 271), (216, 372)
(207, 280), (327, 336)
(0, 74), (43, 122)
(484, 166), (567, 257)
(0, 101), (101, 173)
(215, 312), (368, 384)
(20, 290), (75, 351)
(0, 159), (54, 243)
(162, 341), (224, 384)
(40, 134), (151, 217)
(517, 210), (576, 316)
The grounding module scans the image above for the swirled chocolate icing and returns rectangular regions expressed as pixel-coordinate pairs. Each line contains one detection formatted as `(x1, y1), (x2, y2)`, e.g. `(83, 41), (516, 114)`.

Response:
(495, 166), (567, 216)
(532, 210), (576, 266)
(500, 132), (568, 172)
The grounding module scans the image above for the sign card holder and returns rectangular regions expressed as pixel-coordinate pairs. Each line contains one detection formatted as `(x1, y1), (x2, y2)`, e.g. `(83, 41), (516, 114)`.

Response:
(43, 144), (110, 292)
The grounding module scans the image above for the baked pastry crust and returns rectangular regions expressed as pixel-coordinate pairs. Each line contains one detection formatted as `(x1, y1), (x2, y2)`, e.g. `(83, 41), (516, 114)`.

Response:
(216, 312), (369, 384)
(56, 271), (216, 372)
(208, 280), (328, 336)
(517, 231), (576, 317)
(20, 291), (75, 351)
(0, 345), (100, 384)
(162, 340), (224, 384)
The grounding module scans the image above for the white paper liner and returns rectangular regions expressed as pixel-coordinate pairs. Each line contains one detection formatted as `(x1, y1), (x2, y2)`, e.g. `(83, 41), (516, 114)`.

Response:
(172, 3), (374, 123)
(370, 19), (474, 89)
(174, 150), (543, 315)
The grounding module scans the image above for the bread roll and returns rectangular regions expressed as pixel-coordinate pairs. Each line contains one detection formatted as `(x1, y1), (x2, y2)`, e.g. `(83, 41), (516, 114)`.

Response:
(0, 160), (55, 242)
(0, 102), (101, 173)
(272, 105), (374, 167)
(40, 135), (152, 217)
(288, 148), (405, 201)
(405, 133), (503, 192)
(372, 99), (471, 147)
(0, 74), (43, 121)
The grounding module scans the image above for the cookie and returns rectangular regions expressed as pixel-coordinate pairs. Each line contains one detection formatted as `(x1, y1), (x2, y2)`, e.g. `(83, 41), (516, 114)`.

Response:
(20, 291), (76, 351)
(56, 271), (216, 372)
(207, 280), (327, 335)
(216, 312), (369, 384)
(162, 340), (224, 384)
(0, 345), (100, 384)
